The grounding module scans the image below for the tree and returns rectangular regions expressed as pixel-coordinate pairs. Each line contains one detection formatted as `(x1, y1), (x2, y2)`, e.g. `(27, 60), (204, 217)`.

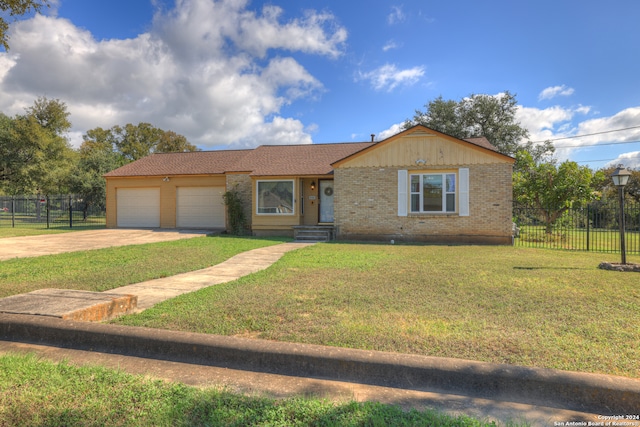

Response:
(513, 152), (596, 233)
(405, 91), (547, 159)
(111, 123), (163, 161)
(155, 130), (199, 154)
(0, 97), (74, 195)
(69, 140), (124, 218)
(0, 0), (50, 50)
(592, 165), (640, 204)
(97, 123), (198, 161)
(25, 95), (71, 134)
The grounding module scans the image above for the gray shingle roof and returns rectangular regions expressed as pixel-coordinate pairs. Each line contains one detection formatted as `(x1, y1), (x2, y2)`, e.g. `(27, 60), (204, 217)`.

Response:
(104, 142), (374, 177)
(228, 143), (374, 176)
(104, 150), (250, 177)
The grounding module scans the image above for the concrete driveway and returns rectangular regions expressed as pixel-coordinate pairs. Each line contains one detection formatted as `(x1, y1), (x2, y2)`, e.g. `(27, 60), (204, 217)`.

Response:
(0, 229), (212, 261)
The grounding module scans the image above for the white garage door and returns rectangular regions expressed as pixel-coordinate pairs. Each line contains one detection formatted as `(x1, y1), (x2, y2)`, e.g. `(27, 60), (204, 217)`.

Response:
(117, 188), (160, 228)
(176, 187), (225, 228)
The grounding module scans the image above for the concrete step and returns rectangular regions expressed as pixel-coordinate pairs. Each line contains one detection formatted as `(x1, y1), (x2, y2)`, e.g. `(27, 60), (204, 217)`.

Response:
(0, 289), (137, 321)
(293, 226), (334, 241)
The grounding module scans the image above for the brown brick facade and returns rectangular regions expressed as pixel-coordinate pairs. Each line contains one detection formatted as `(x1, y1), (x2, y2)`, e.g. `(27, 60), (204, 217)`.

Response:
(334, 163), (513, 244)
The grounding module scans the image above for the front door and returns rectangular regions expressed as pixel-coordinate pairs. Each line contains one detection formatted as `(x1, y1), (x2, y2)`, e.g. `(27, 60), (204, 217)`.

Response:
(319, 180), (334, 223)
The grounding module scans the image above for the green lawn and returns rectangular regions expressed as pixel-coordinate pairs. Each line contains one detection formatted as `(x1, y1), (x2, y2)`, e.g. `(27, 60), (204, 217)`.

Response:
(2, 233), (639, 379)
(0, 353), (500, 427)
(0, 235), (284, 297)
(113, 243), (640, 379)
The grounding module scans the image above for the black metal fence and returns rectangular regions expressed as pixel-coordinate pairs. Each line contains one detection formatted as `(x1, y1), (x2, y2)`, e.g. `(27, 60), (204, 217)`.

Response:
(0, 195), (105, 229)
(513, 201), (640, 254)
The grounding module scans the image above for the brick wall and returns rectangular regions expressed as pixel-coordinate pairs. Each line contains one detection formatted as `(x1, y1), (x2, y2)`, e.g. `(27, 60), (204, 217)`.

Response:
(334, 164), (513, 244)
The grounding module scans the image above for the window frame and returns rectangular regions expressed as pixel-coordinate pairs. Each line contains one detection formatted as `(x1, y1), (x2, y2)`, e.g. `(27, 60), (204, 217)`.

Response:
(409, 172), (457, 214)
(256, 179), (295, 215)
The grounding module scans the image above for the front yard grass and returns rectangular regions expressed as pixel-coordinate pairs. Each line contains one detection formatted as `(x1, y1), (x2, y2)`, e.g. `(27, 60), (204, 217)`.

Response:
(114, 243), (640, 379)
(0, 353), (499, 427)
(0, 236), (283, 297)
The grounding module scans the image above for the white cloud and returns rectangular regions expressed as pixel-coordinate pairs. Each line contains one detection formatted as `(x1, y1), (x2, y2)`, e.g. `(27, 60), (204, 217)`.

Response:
(376, 122), (404, 140)
(538, 85), (575, 101)
(387, 6), (406, 25)
(606, 152), (640, 169)
(0, 0), (347, 148)
(517, 104), (640, 164)
(382, 40), (400, 52)
(358, 63), (425, 92)
(516, 105), (586, 142)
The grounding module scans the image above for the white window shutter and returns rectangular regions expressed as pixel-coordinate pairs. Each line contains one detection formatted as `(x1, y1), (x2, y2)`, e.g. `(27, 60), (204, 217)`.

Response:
(398, 170), (408, 217)
(459, 168), (469, 216)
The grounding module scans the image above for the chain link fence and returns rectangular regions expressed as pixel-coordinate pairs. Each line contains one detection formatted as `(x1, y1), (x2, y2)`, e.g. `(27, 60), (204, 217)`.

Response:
(513, 201), (640, 254)
(0, 195), (105, 229)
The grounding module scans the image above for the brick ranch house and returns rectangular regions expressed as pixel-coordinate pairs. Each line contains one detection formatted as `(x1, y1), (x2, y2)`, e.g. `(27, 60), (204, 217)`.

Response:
(104, 125), (515, 244)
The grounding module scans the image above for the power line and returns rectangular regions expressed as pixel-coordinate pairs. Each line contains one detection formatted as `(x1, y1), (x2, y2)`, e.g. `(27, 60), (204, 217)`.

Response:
(531, 125), (640, 143)
(574, 158), (617, 164)
(554, 139), (640, 148)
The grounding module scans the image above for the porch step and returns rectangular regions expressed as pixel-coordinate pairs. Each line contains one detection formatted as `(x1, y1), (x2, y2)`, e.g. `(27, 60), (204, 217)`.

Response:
(292, 226), (334, 242)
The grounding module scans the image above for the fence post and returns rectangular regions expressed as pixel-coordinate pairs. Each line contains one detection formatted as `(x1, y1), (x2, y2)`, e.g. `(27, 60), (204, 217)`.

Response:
(586, 204), (590, 252)
(46, 197), (50, 229)
(11, 196), (15, 228)
(69, 195), (73, 228)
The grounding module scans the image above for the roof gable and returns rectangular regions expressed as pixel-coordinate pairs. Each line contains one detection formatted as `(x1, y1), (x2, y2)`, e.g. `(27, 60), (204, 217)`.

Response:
(333, 125), (515, 168)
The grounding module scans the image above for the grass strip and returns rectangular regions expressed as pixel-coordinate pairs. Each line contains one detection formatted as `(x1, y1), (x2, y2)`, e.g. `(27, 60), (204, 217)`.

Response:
(114, 243), (640, 379)
(0, 353), (502, 427)
(0, 236), (284, 297)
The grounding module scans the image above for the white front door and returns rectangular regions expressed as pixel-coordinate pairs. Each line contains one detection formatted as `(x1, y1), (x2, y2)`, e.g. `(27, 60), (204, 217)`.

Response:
(319, 180), (334, 223)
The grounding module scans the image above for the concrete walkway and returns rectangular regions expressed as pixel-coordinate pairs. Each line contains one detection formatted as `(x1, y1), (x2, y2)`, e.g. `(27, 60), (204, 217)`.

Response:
(103, 242), (314, 311)
(0, 242), (314, 319)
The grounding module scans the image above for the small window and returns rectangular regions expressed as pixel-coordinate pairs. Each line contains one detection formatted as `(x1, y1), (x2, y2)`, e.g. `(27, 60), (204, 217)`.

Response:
(257, 180), (294, 215)
(409, 173), (456, 213)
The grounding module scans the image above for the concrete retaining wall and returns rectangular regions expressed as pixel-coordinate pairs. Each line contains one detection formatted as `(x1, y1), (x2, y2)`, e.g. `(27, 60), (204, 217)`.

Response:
(1, 313), (638, 414)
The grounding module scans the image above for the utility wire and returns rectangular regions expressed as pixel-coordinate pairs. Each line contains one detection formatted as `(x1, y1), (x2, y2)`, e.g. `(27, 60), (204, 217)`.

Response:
(531, 125), (640, 143)
(555, 139), (640, 148)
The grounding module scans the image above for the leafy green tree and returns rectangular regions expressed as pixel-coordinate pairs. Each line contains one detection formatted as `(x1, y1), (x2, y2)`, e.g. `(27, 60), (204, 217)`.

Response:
(110, 123), (163, 161)
(155, 130), (199, 154)
(405, 91), (550, 160)
(592, 165), (640, 204)
(513, 152), (596, 233)
(0, 0), (49, 50)
(95, 123), (199, 161)
(69, 141), (124, 217)
(25, 96), (72, 134)
(0, 98), (74, 195)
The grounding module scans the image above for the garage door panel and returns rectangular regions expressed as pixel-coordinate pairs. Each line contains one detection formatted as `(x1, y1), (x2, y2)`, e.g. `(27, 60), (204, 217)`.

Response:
(117, 188), (160, 228)
(177, 187), (225, 228)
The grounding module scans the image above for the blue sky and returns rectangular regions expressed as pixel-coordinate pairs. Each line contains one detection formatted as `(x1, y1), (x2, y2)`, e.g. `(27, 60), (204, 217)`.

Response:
(1, 0), (639, 169)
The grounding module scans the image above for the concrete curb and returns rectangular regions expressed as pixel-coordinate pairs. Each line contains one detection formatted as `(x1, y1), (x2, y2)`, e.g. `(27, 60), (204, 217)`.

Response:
(1, 313), (638, 414)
